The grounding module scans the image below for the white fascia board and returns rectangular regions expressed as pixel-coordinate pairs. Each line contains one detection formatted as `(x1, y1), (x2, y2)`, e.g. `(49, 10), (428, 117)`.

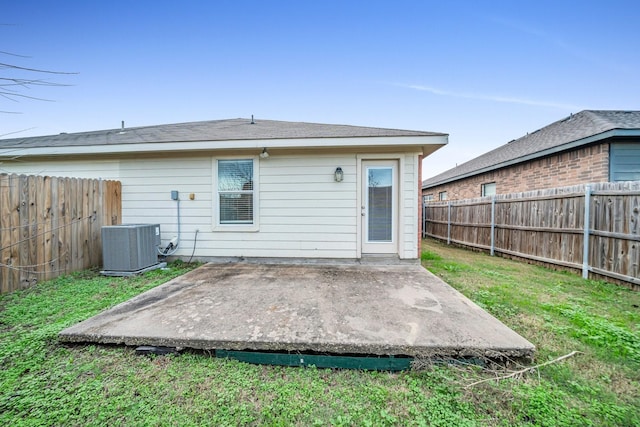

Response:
(0, 135), (448, 157)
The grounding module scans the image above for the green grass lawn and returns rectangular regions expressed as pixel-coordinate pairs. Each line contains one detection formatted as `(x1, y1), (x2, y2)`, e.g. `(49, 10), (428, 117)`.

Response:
(1, 243), (639, 426)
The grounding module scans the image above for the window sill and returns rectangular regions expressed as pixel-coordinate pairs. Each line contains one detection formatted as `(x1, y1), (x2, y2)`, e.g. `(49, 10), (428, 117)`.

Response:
(213, 224), (260, 233)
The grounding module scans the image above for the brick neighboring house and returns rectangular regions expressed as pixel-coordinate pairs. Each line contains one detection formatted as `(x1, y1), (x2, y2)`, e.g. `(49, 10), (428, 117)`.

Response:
(422, 110), (640, 201)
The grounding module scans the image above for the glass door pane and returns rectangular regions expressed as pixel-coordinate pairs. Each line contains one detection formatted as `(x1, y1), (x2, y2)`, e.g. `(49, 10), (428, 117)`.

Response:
(367, 167), (393, 242)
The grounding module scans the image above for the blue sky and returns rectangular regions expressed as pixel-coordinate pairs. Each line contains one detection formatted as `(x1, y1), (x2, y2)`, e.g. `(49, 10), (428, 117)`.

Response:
(2, 1), (639, 178)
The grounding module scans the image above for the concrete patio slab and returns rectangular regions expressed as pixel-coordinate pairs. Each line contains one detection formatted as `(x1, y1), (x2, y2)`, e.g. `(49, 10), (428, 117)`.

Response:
(59, 263), (535, 359)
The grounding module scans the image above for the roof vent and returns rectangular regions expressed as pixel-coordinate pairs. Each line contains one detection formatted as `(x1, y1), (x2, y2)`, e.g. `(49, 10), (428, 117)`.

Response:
(119, 120), (126, 134)
(251, 115), (255, 124)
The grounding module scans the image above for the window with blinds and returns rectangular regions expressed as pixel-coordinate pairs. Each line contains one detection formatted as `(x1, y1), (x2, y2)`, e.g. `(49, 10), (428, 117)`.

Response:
(610, 142), (640, 181)
(481, 182), (496, 197)
(217, 159), (254, 224)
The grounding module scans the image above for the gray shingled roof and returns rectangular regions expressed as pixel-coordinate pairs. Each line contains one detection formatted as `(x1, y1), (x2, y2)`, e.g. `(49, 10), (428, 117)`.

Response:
(423, 110), (640, 188)
(0, 118), (446, 149)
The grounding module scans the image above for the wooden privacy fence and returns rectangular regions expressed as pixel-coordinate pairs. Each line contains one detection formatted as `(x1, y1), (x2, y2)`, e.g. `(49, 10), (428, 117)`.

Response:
(423, 181), (640, 288)
(0, 174), (121, 293)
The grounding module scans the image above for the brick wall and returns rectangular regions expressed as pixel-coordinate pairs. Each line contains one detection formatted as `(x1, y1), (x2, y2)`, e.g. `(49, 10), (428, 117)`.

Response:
(423, 143), (610, 201)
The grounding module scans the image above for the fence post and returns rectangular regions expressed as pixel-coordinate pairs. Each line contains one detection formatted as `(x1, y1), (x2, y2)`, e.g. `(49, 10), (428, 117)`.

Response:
(582, 185), (591, 279)
(490, 196), (496, 256)
(447, 201), (451, 245)
(422, 202), (426, 239)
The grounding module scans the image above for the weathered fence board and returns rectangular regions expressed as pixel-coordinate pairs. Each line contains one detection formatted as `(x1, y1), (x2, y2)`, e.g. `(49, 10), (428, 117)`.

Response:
(424, 181), (640, 289)
(0, 173), (121, 293)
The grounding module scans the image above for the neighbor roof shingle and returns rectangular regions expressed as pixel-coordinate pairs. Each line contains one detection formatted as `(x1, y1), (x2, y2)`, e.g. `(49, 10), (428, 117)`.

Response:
(0, 118), (446, 149)
(423, 110), (640, 188)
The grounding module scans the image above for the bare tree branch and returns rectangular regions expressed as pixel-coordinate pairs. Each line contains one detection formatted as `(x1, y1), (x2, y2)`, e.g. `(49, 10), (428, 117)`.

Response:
(0, 50), (30, 58)
(0, 50), (77, 113)
(2, 91), (55, 102)
(0, 62), (77, 75)
(464, 351), (583, 388)
(0, 127), (36, 138)
(0, 77), (71, 86)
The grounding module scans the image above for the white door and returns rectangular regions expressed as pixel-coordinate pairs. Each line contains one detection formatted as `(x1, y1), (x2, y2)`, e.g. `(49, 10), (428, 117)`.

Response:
(361, 160), (398, 254)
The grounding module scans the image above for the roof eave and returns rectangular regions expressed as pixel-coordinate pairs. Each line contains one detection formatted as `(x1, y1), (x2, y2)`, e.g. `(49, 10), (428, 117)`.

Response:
(422, 128), (640, 189)
(1, 134), (449, 158)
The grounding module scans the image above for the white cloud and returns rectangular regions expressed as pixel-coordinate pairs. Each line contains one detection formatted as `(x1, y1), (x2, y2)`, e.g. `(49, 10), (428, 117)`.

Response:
(488, 16), (630, 73)
(397, 83), (584, 111)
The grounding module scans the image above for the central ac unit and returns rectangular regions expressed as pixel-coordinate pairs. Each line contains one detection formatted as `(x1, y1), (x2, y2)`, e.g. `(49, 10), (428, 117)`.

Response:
(102, 224), (161, 272)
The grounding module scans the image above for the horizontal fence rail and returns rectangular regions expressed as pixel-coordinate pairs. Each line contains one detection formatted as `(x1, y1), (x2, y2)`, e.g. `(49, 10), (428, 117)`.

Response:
(423, 181), (640, 289)
(0, 174), (121, 293)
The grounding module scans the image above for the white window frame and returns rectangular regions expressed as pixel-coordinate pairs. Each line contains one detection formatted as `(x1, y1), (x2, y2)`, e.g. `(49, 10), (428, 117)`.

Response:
(481, 182), (496, 197)
(439, 191), (448, 201)
(423, 194), (434, 203)
(212, 156), (260, 232)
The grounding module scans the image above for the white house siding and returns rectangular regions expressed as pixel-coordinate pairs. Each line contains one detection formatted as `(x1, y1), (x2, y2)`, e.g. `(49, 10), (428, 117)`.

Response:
(1, 151), (422, 260)
(401, 153), (420, 259)
(206, 153), (358, 259)
(118, 157), (213, 254)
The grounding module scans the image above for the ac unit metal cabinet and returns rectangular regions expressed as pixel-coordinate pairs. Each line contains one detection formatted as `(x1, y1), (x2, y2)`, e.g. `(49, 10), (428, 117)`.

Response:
(102, 224), (161, 272)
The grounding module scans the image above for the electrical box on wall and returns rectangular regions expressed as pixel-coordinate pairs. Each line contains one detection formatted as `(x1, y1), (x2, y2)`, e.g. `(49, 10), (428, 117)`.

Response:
(171, 190), (179, 200)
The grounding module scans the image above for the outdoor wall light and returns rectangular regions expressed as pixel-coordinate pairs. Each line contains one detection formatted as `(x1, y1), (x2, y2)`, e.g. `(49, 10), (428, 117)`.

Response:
(259, 147), (269, 159)
(334, 167), (344, 182)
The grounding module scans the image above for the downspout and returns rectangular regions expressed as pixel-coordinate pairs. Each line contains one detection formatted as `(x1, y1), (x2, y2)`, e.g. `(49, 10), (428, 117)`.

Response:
(418, 154), (423, 256)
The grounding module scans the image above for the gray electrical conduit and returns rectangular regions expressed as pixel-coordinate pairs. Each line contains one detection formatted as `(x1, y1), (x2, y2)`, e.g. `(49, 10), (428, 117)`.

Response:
(158, 198), (181, 256)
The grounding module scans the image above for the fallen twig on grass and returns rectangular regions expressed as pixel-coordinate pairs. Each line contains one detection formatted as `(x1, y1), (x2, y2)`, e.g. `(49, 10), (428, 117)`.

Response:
(465, 351), (583, 388)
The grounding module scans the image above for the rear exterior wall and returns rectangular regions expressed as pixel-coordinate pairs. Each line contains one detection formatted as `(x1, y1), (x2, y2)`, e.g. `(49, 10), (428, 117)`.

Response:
(423, 143), (609, 201)
(2, 151), (421, 260)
